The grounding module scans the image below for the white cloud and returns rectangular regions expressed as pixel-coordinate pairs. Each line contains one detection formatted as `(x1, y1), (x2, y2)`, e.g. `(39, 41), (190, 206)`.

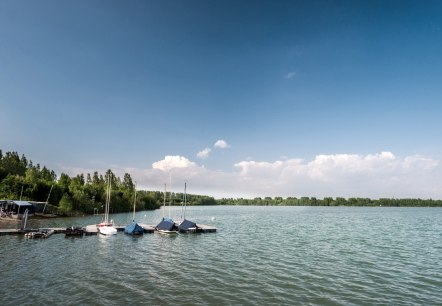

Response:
(232, 152), (441, 198)
(285, 72), (296, 79)
(214, 139), (230, 149)
(59, 152), (442, 200)
(152, 155), (196, 171)
(197, 148), (211, 159)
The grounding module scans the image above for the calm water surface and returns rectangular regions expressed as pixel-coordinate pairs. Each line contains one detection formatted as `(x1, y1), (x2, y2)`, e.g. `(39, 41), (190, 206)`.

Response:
(1, 206), (441, 305)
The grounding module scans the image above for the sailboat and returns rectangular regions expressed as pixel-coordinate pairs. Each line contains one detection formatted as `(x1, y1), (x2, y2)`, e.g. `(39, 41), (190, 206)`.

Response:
(98, 174), (117, 235)
(155, 184), (178, 234)
(36, 185), (57, 218)
(124, 184), (144, 235)
(178, 182), (201, 233)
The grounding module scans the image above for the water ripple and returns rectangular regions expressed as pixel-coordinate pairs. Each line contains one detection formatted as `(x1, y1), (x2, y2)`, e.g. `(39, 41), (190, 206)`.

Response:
(1, 206), (442, 305)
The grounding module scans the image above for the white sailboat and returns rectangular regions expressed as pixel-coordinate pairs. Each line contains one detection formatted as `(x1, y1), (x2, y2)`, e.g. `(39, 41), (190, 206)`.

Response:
(98, 174), (117, 235)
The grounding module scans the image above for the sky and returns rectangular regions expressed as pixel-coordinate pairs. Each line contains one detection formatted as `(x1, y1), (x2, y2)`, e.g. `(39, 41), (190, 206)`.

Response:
(1, 0), (442, 199)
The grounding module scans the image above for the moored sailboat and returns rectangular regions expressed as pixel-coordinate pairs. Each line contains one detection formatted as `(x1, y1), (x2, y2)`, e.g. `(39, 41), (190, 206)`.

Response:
(98, 174), (117, 235)
(178, 182), (201, 233)
(124, 183), (144, 235)
(155, 184), (178, 234)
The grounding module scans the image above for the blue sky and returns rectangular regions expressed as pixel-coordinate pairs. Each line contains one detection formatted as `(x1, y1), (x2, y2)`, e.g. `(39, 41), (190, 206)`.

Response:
(1, 0), (442, 198)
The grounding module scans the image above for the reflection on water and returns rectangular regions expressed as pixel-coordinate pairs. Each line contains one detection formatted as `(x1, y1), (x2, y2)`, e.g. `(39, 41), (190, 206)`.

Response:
(1, 206), (442, 305)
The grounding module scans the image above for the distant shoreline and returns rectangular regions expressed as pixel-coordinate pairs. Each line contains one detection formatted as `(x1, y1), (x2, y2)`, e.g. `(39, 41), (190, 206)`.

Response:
(215, 197), (442, 207)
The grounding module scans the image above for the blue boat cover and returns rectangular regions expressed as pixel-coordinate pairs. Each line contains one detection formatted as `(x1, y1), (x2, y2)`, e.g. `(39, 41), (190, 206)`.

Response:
(156, 218), (178, 231)
(178, 219), (198, 231)
(124, 221), (144, 235)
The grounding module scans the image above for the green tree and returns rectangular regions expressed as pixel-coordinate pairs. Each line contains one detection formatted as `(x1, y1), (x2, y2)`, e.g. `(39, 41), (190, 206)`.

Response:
(59, 193), (73, 214)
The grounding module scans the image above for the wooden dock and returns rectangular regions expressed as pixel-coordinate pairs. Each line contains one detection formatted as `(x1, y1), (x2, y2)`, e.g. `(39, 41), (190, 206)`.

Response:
(139, 224), (155, 233)
(0, 229), (22, 235)
(0, 227), (65, 236)
(84, 225), (98, 235)
(198, 224), (217, 233)
(84, 224), (155, 235)
(0, 223), (215, 236)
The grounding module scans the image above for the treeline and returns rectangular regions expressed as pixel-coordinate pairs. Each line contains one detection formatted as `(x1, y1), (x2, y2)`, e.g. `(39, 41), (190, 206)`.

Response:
(0, 150), (162, 215)
(0, 150), (217, 216)
(218, 196), (442, 207)
(2, 150), (441, 213)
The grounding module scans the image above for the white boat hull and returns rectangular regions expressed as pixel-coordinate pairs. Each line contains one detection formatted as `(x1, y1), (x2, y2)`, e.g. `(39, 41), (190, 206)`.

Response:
(99, 226), (117, 235)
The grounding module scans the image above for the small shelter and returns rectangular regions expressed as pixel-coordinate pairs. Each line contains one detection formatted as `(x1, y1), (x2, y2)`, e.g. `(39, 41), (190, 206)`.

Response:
(0, 200), (35, 219)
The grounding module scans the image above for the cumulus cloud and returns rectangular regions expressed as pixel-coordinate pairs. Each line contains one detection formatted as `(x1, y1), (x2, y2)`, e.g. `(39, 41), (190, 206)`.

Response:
(197, 148), (211, 159)
(152, 155), (196, 171)
(233, 152), (441, 198)
(59, 152), (442, 200)
(214, 139), (230, 149)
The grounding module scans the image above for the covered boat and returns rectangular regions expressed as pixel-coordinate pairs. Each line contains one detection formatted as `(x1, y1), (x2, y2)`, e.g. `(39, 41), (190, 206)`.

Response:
(178, 219), (201, 233)
(155, 217), (178, 234)
(177, 183), (201, 233)
(124, 185), (144, 235)
(124, 221), (144, 235)
(25, 229), (54, 239)
(155, 184), (178, 234)
(65, 226), (84, 237)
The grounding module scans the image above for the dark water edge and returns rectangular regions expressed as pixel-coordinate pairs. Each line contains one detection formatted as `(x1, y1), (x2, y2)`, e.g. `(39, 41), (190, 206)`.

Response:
(1, 206), (441, 306)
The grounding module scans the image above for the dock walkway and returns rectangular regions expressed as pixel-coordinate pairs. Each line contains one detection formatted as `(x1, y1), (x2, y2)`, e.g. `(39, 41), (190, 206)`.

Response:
(1, 223), (216, 236)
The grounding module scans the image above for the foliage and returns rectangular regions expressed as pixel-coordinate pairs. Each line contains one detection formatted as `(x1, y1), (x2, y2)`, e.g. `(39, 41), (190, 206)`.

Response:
(1, 149), (442, 217)
(217, 196), (442, 207)
(0, 149), (162, 215)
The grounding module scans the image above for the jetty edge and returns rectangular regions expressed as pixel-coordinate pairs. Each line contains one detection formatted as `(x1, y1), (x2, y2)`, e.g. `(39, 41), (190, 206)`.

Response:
(0, 223), (215, 236)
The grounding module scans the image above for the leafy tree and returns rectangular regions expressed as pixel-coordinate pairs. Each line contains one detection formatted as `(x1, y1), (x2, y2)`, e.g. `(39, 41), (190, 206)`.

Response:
(59, 193), (73, 214)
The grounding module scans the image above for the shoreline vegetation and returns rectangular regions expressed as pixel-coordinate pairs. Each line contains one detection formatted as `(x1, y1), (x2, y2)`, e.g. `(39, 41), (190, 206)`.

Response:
(1, 150), (442, 216)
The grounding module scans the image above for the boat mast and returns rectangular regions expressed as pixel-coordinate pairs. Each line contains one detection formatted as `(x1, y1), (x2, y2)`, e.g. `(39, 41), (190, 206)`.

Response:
(169, 172), (172, 219)
(108, 175), (112, 222)
(169, 191), (172, 219)
(163, 183), (166, 219)
(105, 174), (112, 224)
(42, 184), (53, 214)
(132, 183), (137, 222)
(104, 176), (108, 224)
(183, 182), (187, 220)
(180, 185), (185, 220)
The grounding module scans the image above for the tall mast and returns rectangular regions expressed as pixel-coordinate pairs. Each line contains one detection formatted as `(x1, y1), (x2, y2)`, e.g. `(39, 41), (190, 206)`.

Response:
(104, 175), (107, 223)
(104, 176), (107, 223)
(108, 175), (110, 223)
(42, 184), (53, 214)
(169, 172), (172, 219)
(163, 183), (166, 218)
(105, 174), (112, 223)
(132, 183), (137, 222)
(183, 182), (187, 219)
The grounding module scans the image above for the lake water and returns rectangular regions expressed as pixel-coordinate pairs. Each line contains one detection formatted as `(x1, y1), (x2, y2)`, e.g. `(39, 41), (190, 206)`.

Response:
(1, 206), (441, 305)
